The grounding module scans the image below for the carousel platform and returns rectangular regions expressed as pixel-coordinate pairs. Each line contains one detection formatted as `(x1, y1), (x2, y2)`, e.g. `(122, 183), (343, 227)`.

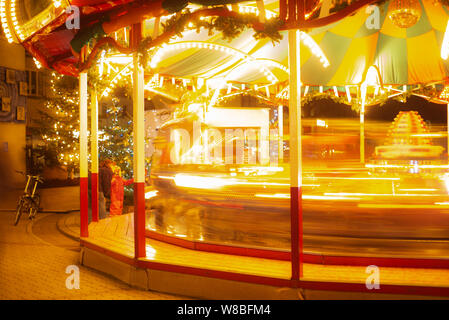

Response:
(79, 213), (449, 299)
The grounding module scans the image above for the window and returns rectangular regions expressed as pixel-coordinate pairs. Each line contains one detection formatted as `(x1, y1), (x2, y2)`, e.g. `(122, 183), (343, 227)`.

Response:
(27, 70), (44, 97)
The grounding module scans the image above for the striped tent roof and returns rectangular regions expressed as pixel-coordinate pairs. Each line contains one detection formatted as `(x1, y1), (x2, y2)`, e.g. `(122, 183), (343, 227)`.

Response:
(149, 0), (449, 86)
(300, 0), (449, 85)
(11, 0), (449, 86)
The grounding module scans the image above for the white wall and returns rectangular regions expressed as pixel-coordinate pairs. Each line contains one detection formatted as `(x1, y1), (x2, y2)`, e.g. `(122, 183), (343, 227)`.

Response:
(0, 38), (27, 189)
(0, 122), (26, 189)
(205, 107), (270, 165)
(205, 107), (269, 129)
(0, 39), (25, 70)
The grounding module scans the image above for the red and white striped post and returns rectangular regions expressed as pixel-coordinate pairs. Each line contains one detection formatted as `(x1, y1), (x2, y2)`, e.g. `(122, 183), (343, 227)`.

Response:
(288, 29), (303, 282)
(131, 23), (146, 259)
(90, 87), (99, 222)
(79, 71), (89, 237)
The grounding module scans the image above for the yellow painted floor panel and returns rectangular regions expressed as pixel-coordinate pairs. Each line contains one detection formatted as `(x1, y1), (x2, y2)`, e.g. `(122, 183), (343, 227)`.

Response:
(83, 213), (449, 288)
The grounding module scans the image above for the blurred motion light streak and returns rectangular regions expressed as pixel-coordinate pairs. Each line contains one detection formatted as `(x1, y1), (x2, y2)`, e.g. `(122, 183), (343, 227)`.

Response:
(145, 190), (158, 199)
(174, 174), (234, 189)
(255, 193), (361, 201)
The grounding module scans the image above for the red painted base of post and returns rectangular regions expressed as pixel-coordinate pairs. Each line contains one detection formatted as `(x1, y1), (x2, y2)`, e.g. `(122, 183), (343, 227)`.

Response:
(290, 186), (303, 281)
(80, 177), (89, 238)
(91, 173), (99, 222)
(134, 182), (146, 258)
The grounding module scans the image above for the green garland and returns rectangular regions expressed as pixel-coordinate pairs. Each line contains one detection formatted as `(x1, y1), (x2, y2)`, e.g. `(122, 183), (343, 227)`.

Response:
(86, 43), (118, 89)
(162, 8), (283, 43)
(215, 89), (275, 108)
(180, 86), (208, 109)
(302, 91), (352, 108)
(300, 85), (444, 114)
(136, 8), (284, 68)
(151, 80), (188, 102)
(138, 36), (154, 68)
(300, 90), (389, 112)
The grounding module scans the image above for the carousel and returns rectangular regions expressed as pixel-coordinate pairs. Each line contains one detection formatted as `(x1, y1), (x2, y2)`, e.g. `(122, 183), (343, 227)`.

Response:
(5, 0), (449, 298)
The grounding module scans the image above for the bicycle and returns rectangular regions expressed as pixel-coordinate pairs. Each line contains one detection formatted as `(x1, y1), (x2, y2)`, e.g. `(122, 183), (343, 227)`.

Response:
(14, 171), (44, 226)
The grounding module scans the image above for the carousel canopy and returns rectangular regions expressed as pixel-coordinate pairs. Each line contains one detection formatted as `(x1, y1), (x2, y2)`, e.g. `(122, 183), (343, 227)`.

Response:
(301, 0), (449, 86)
(152, 0), (449, 86)
(4, 0), (449, 87)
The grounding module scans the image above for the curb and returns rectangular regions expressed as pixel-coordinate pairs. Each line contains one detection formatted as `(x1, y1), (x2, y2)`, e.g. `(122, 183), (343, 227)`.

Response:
(56, 211), (80, 241)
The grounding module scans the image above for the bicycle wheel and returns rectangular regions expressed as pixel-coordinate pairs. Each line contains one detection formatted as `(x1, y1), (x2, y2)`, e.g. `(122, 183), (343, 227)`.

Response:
(35, 194), (41, 212)
(28, 207), (36, 220)
(14, 199), (25, 226)
(29, 195), (40, 220)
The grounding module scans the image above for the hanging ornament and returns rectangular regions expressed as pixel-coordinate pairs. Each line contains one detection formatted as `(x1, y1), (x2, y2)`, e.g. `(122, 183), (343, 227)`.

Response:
(388, 0), (422, 29)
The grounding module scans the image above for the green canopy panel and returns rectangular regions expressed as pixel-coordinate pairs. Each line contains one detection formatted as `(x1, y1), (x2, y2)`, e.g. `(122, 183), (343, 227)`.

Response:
(304, 0), (449, 86)
(151, 0), (449, 86)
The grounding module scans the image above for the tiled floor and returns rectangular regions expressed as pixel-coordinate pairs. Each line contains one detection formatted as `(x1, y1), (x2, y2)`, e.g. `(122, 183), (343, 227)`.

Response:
(0, 212), (185, 300)
(83, 213), (449, 288)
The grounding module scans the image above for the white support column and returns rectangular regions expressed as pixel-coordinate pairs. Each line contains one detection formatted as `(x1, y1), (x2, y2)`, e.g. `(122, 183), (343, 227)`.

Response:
(360, 84), (367, 164)
(256, 0), (266, 23)
(319, 0), (333, 18)
(153, 17), (160, 38)
(260, 117), (270, 166)
(133, 49), (146, 258)
(79, 72), (89, 237)
(91, 89), (99, 173)
(288, 29), (303, 281)
(80, 72), (88, 181)
(278, 105), (284, 162)
(289, 30), (302, 196)
(133, 55), (146, 184)
(360, 106), (365, 164)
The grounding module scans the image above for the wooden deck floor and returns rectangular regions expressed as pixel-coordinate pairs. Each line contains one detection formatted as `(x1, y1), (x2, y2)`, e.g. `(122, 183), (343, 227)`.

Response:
(83, 213), (449, 289)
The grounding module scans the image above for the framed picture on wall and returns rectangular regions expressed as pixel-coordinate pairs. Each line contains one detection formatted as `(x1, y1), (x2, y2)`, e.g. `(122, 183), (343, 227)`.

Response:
(1, 97), (11, 112)
(16, 106), (25, 121)
(19, 82), (28, 96)
(6, 70), (15, 84)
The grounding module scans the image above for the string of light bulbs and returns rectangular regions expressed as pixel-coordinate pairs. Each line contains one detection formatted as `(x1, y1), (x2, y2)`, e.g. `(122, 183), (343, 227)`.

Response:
(10, 0), (23, 41)
(299, 31), (330, 68)
(150, 41), (280, 84)
(233, 4), (277, 19)
(101, 62), (133, 97)
(0, 0), (14, 43)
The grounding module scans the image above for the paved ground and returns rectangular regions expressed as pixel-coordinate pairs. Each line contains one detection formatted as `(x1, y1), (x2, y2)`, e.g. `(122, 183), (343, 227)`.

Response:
(0, 187), (188, 300)
(0, 186), (80, 213)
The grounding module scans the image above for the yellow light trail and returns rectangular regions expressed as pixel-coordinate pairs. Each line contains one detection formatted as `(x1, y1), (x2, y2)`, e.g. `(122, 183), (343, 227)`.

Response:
(145, 190), (158, 199)
(359, 204), (449, 209)
(169, 174), (322, 188)
(366, 164), (449, 169)
(325, 192), (439, 197)
(254, 193), (361, 201)
(399, 189), (438, 192)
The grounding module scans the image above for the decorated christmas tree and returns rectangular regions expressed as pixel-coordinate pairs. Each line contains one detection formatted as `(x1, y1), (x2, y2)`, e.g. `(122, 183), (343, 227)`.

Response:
(33, 72), (135, 179)
(99, 99), (134, 179)
(32, 73), (80, 177)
